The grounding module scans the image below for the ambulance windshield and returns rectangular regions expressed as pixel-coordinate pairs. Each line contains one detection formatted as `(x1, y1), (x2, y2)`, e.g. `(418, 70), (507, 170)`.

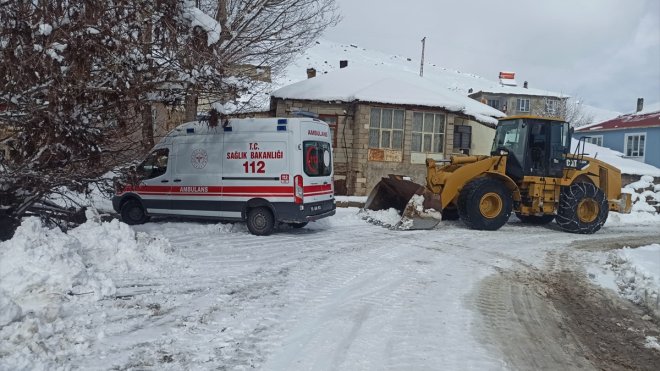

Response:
(137, 148), (169, 179)
(303, 141), (332, 177)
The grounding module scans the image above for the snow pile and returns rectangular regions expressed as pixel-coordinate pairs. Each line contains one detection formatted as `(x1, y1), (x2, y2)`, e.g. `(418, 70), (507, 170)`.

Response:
(359, 196), (441, 230)
(604, 244), (660, 317)
(358, 207), (403, 228)
(623, 175), (660, 214)
(0, 216), (181, 369)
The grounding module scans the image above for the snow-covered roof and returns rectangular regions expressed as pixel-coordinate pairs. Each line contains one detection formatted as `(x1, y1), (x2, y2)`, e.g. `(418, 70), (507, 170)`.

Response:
(571, 139), (660, 177)
(272, 67), (505, 125)
(469, 84), (568, 99)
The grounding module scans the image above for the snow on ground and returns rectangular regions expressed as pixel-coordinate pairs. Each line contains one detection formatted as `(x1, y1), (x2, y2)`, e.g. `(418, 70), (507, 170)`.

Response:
(2, 206), (659, 370)
(0, 213), (184, 370)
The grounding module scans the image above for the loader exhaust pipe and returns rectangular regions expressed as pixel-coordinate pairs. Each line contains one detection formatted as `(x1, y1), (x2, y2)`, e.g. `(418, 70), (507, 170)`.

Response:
(363, 175), (442, 230)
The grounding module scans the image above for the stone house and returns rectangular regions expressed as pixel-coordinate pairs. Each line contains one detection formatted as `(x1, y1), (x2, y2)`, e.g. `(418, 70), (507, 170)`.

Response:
(468, 72), (569, 118)
(271, 67), (504, 196)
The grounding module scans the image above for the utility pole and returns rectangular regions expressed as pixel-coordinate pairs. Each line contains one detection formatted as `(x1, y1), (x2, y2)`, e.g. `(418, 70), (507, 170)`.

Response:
(420, 37), (426, 77)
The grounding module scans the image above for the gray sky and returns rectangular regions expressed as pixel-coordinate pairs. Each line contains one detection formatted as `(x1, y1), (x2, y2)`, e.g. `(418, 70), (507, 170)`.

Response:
(323, 0), (660, 113)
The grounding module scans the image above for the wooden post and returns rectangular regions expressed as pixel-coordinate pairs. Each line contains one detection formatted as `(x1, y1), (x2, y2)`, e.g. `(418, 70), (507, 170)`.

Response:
(420, 37), (426, 77)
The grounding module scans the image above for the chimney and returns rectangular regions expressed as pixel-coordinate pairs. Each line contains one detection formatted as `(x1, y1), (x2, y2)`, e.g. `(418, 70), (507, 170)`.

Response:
(636, 97), (644, 112)
(339, 60), (348, 69)
(523, 81), (528, 89)
(306, 68), (316, 79)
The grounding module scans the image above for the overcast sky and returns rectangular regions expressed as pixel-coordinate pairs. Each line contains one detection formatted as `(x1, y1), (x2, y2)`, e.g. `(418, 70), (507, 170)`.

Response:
(323, 0), (659, 113)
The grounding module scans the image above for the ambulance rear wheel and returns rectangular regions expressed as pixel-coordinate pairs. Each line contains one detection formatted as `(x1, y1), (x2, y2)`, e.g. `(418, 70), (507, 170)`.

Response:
(246, 207), (275, 236)
(120, 200), (149, 225)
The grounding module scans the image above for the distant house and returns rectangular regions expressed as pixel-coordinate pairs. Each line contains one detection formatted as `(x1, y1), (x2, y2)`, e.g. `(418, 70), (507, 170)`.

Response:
(469, 72), (569, 118)
(574, 100), (660, 168)
(271, 66), (504, 195)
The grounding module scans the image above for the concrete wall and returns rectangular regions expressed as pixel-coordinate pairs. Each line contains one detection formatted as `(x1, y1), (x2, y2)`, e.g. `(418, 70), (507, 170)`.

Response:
(574, 127), (660, 168)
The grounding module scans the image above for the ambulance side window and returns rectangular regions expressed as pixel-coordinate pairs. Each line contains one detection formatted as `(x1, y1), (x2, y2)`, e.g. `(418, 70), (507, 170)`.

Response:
(303, 141), (331, 177)
(138, 148), (169, 179)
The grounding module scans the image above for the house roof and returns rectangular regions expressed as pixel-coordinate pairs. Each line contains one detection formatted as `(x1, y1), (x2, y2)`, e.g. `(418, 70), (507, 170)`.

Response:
(272, 67), (506, 125)
(576, 109), (660, 132)
(469, 85), (568, 99)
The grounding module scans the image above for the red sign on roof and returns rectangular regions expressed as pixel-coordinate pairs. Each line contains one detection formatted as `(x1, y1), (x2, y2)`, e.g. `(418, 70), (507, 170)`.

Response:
(499, 72), (515, 80)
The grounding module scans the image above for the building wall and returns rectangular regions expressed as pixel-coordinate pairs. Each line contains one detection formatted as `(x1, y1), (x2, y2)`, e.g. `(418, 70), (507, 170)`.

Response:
(574, 127), (660, 168)
(453, 116), (496, 156)
(471, 92), (567, 118)
(272, 98), (488, 196)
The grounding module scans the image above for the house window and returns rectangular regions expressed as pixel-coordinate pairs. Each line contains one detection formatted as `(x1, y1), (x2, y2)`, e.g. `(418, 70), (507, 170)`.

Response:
(487, 99), (500, 110)
(412, 112), (445, 153)
(545, 99), (559, 115)
(319, 114), (338, 147)
(624, 133), (645, 158)
(369, 108), (404, 149)
(517, 98), (530, 112)
(453, 125), (472, 154)
(585, 135), (603, 147)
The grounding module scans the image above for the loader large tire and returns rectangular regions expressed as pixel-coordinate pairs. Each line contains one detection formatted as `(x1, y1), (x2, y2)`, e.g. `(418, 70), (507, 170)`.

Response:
(458, 177), (512, 231)
(556, 182), (608, 234)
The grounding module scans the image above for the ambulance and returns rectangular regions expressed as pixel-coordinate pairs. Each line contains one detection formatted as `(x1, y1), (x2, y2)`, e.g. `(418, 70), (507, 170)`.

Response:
(112, 117), (336, 235)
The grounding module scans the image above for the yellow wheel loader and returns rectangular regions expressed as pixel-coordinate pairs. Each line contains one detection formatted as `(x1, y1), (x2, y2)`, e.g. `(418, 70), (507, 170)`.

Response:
(364, 116), (632, 234)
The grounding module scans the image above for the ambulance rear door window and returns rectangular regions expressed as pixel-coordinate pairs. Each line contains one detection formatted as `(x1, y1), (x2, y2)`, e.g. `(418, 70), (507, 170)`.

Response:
(303, 141), (331, 177)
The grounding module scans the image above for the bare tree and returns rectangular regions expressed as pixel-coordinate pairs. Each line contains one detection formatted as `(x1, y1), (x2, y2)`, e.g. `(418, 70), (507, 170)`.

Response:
(0, 0), (339, 240)
(0, 0), (194, 239)
(563, 98), (596, 128)
(181, 0), (341, 116)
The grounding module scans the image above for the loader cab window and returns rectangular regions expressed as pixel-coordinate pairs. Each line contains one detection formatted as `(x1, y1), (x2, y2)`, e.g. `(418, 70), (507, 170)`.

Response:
(137, 148), (169, 179)
(548, 121), (571, 177)
(492, 119), (528, 181)
(304, 141), (332, 177)
(492, 119), (527, 163)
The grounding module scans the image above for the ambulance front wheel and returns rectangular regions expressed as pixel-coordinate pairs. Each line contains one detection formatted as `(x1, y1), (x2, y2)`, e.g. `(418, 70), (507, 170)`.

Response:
(246, 207), (275, 236)
(120, 199), (150, 225)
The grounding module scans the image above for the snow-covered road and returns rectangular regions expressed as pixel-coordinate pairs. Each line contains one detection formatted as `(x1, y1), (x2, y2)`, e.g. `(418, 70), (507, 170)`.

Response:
(2, 208), (660, 370)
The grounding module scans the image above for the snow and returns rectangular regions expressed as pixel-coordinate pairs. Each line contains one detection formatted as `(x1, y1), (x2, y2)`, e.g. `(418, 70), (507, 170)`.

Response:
(0, 215), (185, 370)
(182, 6), (221, 46)
(2, 207), (659, 369)
(601, 244), (660, 317)
(37, 23), (52, 36)
(571, 139), (660, 177)
(273, 67), (505, 125)
(634, 101), (660, 115)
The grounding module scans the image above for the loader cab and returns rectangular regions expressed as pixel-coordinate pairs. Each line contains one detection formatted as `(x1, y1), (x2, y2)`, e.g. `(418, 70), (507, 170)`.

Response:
(492, 117), (571, 179)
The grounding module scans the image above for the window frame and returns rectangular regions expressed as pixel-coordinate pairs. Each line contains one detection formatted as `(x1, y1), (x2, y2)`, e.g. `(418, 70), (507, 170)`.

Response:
(411, 111), (446, 154)
(545, 99), (559, 115)
(585, 135), (603, 147)
(368, 107), (405, 150)
(487, 99), (500, 110)
(517, 98), (530, 112)
(624, 132), (646, 159)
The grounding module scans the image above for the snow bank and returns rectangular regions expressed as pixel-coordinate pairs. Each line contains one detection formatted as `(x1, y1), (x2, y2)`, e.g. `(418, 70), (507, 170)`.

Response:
(622, 175), (660, 215)
(604, 244), (660, 317)
(0, 215), (181, 370)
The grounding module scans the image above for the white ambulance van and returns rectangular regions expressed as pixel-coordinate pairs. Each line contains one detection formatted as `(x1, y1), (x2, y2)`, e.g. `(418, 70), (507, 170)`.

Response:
(112, 117), (336, 235)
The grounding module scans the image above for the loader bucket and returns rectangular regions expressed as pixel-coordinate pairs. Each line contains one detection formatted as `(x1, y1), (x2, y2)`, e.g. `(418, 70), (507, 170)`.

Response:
(364, 175), (442, 230)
